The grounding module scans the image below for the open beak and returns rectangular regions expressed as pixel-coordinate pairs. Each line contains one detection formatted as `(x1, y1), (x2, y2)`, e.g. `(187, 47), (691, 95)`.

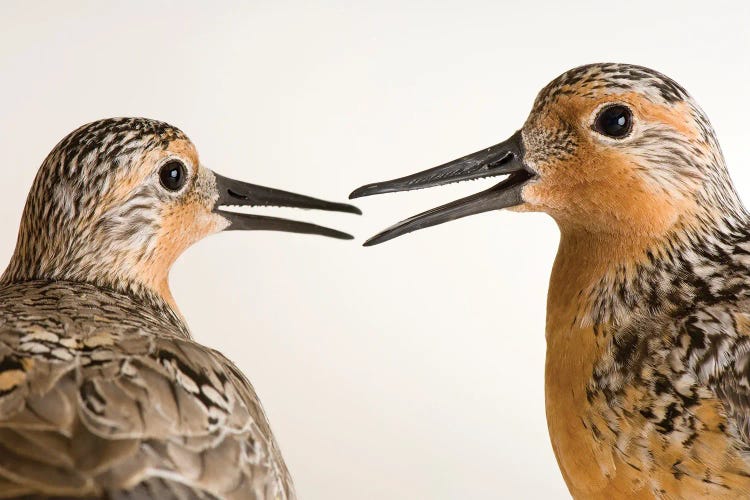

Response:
(349, 130), (535, 246)
(212, 171), (361, 240)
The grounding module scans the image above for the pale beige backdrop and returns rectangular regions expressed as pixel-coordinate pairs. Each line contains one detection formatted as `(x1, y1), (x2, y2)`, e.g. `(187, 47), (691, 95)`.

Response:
(1, 1), (748, 498)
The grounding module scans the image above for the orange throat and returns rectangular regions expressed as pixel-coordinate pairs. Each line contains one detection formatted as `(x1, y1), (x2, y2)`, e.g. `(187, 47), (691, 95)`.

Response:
(545, 227), (656, 497)
(543, 225), (679, 496)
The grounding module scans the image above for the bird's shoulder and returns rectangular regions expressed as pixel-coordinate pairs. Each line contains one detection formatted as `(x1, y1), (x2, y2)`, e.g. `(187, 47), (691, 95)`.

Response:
(578, 299), (750, 492)
(0, 280), (293, 499)
(593, 297), (750, 444)
(594, 296), (750, 390)
(680, 299), (750, 449)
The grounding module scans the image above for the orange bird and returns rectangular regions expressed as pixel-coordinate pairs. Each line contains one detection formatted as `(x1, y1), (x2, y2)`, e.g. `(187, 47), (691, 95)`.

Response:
(352, 63), (750, 498)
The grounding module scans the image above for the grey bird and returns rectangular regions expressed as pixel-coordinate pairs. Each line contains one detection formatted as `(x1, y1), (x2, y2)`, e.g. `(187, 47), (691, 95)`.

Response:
(0, 117), (359, 499)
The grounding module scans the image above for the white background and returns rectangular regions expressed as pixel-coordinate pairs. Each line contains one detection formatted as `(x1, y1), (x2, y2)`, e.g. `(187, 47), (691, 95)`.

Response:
(1, 1), (748, 498)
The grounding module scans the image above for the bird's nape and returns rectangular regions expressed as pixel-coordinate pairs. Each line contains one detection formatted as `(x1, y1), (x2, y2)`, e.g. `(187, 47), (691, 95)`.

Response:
(213, 171), (360, 240)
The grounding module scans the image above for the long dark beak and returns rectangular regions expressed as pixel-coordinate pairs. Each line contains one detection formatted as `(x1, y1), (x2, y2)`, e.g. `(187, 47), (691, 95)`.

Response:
(349, 130), (535, 246)
(213, 171), (361, 240)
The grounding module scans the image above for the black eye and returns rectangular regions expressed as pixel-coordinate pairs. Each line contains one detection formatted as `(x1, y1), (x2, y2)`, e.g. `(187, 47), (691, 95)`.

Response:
(593, 104), (633, 138)
(159, 160), (187, 191)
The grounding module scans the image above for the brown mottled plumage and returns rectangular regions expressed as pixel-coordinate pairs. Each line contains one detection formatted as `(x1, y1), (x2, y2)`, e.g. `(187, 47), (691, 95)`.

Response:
(352, 64), (750, 498)
(0, 118), (357, 499)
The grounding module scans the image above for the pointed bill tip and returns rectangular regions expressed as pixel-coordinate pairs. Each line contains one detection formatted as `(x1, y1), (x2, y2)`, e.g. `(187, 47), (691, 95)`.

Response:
(349, 184), (383, 200)
(297, 197), (362, 216)
(333, 231), (356, 240)
(362, 228), (399, 247)
(340, 203), (363, 215)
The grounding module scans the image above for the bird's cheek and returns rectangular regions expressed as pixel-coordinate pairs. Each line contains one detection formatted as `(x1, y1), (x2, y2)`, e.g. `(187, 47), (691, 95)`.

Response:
(182, 210), (229, 244)
(517, 178), (568, 214)
(201, 211), (231, 235)
(158, 205), (227, 258)
(508, 184), (543, 213)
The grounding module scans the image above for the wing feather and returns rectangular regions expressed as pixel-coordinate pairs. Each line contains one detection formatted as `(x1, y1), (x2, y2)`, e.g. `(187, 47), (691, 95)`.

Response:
(0, 327), (293, 499)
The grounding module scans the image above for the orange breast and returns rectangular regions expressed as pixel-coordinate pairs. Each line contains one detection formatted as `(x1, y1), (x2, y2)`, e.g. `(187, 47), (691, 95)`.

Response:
(545, 234), (750, 498)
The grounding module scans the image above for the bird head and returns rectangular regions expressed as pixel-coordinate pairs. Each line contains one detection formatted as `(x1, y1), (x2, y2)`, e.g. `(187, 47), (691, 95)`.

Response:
(351, 63), (742, 248)
(3, 118), (359, 307)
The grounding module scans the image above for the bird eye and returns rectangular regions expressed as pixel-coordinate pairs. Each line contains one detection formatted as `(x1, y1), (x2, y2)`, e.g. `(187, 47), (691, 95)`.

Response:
(159, 160), (187, 191)
(593, 104), (633, 139)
